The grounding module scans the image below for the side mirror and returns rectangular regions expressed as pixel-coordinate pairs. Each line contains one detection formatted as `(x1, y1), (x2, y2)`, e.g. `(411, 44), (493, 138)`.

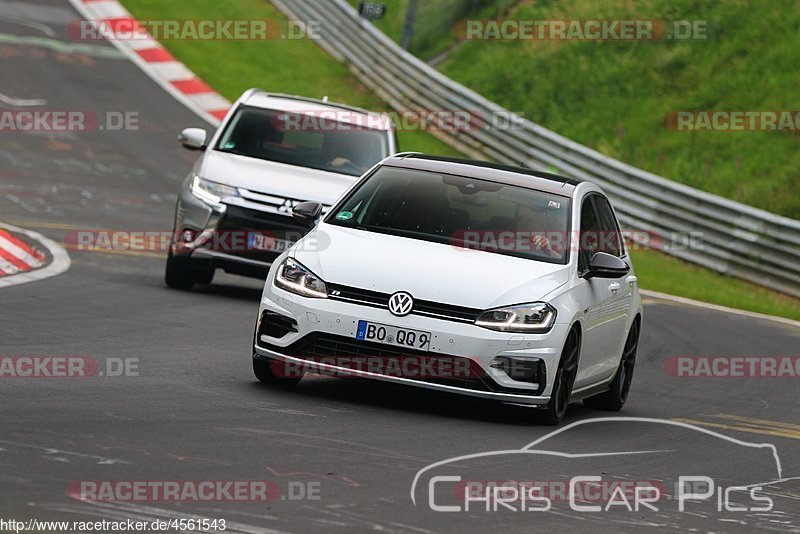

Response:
(179, 128), (208, 151)
(292, 202), (323, 225)
(583, 252), (629, 279)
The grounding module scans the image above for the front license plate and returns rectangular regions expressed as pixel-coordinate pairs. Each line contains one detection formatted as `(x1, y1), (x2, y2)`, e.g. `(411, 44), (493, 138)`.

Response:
(356, 321), (432, 351)
(248, 232), (293, 253)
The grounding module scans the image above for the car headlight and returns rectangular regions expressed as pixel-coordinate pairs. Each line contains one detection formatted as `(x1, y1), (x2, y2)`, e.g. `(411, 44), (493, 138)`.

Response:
(274, 257), (328, 298)
(190, 176), (239, 206)
(475, 302), (556, 333)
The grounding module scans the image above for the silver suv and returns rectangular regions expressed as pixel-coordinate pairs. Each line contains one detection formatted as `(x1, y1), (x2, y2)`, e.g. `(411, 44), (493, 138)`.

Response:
(166, 89), (397, 289)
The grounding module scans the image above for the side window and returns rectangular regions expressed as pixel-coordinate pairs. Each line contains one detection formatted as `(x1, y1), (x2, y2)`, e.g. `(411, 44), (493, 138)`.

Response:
(592, 196), (624, 258)
(579, 197), (600, 272)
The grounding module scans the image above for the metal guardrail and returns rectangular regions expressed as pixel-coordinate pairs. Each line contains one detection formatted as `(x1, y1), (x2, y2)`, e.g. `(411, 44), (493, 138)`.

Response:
(272, 0), (800, 298)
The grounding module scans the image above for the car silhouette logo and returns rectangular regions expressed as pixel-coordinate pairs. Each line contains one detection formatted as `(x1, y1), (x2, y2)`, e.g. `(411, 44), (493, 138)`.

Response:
(388, 292), (414, 316)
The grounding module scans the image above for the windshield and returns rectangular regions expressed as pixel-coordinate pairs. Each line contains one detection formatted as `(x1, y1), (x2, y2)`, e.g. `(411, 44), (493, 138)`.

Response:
(215, 105), (390, 176)
(326, 166), (571, 264)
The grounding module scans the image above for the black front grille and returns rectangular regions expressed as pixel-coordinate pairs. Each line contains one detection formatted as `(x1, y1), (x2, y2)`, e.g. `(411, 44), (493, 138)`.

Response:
(214, 205), (311, 263)
(327, 283), (387, 307)
(414, 298), (483, 322)
(326, 283), (482, 324)
(258, 332), (543, 396)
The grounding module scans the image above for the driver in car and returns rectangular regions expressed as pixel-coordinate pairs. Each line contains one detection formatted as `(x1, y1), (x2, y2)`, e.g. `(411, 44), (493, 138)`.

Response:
(516, 203), (564, 259)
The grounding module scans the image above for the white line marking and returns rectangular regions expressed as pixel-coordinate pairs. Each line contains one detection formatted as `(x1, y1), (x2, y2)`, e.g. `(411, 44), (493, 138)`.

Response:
(0, 16), (56, 38)
(0, 92), (47, 107)
(0, 222), (70, 289)
(0, 439), (130, 465)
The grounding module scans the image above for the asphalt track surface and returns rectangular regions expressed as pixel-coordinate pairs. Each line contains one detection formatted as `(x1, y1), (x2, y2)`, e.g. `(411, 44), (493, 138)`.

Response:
(1, 1), (799, 532)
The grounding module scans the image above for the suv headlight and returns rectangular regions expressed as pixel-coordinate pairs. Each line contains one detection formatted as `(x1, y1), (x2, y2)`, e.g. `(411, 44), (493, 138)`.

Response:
(475, 302), (556, 333)
(274, 257), (328, 298)
(191, 176), (239, 206)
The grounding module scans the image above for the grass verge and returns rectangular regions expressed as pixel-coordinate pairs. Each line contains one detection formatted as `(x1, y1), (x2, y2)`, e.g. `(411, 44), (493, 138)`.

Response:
(631, 250), (800, 321)
(121, 0), (800, 321)
(121, 0), (459, 156)
(440, 0), (800, 218)
(357, 0), (800, 219)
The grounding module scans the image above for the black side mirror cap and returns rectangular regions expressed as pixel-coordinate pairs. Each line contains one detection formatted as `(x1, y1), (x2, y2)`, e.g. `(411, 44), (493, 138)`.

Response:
(292, 201), (323, 224)
(582, 251), (630, 279)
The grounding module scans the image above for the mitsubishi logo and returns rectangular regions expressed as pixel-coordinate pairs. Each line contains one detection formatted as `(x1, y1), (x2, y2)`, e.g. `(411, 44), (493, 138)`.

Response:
(277, 198), (301, 214)
(388, 291), (414, 317)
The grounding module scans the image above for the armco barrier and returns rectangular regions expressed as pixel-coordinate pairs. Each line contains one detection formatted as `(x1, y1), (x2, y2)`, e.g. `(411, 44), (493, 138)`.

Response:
(272, 0), (800, 298)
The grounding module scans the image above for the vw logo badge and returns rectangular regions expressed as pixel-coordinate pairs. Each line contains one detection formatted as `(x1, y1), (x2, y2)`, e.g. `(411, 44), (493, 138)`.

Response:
(388, 291), (414, 317)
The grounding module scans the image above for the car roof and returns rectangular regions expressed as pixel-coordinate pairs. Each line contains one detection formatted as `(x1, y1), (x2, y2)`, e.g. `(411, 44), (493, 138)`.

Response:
(240, 89), (394, 132)
(381, 154), (582, 196)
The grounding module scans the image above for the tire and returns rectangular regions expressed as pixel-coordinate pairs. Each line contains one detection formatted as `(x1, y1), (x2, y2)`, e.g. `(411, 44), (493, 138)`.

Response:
(584, 319), (640, 411)
(164, 248), (214, 290)
(253, 357), (304, 387)
(536, 327), (580, 425)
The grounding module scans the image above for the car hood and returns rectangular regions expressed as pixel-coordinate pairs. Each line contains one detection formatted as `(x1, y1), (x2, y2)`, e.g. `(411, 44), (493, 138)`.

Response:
(294, 224), (570, 310)
(199, 150), (357, 205)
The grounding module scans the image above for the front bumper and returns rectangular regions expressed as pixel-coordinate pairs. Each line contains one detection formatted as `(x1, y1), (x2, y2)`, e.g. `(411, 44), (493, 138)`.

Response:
(173, 183), (313, 278)
(254, 281), (572, 406)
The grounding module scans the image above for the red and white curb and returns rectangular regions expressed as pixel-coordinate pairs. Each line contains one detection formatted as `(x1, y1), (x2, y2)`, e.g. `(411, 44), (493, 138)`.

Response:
(68, 0), (231, 126)
(0, 223), (71, 288)
(0, 228), (45, 275)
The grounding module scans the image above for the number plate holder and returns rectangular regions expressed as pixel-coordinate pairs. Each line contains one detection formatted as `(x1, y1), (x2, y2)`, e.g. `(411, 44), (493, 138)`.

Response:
(355, 321), (432, 351)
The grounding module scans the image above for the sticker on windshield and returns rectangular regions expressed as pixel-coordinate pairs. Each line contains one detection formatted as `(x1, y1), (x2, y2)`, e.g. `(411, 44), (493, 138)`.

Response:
(548, 200), (561, 209)
(336, 211), (354, 221)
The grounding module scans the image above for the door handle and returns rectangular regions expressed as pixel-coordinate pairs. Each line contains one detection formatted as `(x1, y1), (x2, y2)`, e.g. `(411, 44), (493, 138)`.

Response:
(608, 282), (621, 293)
(626, 275), (638, 286)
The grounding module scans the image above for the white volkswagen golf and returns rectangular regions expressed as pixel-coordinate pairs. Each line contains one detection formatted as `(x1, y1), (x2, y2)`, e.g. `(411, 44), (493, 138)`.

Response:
(252, 154), (642, 424)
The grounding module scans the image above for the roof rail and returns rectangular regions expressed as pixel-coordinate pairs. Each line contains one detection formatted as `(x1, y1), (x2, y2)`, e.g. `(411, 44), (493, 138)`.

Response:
(240, 87), (268, 101)
(392, 153), (581, 185)
(256, 92), (373, 115)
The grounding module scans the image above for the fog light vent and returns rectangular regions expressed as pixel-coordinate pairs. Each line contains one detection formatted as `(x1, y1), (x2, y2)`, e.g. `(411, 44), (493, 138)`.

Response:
(258, 311), (298, 341)
(490, 356), (545, 384)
